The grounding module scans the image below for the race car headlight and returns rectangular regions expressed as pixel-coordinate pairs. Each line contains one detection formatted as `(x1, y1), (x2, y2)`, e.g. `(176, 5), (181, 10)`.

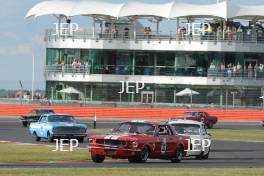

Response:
(131, 141), (138, 148)
(88, 138), (94, 144)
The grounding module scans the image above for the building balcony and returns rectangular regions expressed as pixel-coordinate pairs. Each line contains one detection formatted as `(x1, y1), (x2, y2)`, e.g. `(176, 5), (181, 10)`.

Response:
(44, 29), (264, 53)
(44, 65), (264, 87)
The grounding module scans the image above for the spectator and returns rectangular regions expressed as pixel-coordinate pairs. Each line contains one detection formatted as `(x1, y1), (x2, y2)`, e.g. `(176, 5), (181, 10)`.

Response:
(124, 27), (129, 38)
(61, 60), (65, 73)
(112, 26), (118, 38)
(254, 64), (259, 78)
(248, 63), (253, 77)
(209, 62), (216, 69)
(246, 28), (252, 41)
(72, 59), (78, 73)
(84, 60), (90, 74)
(217, 26), (222, 40)
(237, 26), (243, 40)
(226, 27), (232, 41)
(236, 62), (242, 76)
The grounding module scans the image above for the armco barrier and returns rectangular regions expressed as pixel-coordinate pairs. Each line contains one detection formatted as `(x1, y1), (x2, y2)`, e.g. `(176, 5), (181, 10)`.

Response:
(0, 105), (263, 121)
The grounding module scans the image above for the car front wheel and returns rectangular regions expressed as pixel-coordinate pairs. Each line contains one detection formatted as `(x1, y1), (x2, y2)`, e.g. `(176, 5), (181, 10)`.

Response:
(47, 132), (54, 142)
(139, 146), (149, 163)
(195, 151), (204, 160)
(202, 149), (210, 159)
(22, 122), (28, 127)
(34, 132), (41, 142)
(77, 137), (84, 143)
(129, 146), (150, 163)
(207, 121), (214, 129)
(91, 154), (105, 163)
(171, 145), (184, 163)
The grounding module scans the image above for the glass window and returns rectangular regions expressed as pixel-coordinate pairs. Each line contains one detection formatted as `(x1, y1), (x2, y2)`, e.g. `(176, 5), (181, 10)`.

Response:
(40, 116), (48, 123)
(172, 124), (200, 135)
(48, 115), (75, 123)
(113, 122), (155, 135)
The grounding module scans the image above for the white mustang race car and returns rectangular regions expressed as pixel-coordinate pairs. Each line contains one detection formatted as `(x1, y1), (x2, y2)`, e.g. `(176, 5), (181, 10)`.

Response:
(168, 119), (211, 159)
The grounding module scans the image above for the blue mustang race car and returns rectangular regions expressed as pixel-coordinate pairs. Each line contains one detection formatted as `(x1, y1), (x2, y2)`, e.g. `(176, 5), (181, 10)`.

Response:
(29, 114), (88, 143)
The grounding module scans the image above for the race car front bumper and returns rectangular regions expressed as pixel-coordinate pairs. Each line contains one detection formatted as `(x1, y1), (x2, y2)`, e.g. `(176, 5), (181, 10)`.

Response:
(88, 146), (141, 157)
(52, 133), (87, 138)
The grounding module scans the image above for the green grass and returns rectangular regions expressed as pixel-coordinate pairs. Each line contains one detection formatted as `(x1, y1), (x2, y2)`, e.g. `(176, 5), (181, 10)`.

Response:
(208, 129), (264, 142)
(0, 168), (264, 176)
(0, 144), (90, 163)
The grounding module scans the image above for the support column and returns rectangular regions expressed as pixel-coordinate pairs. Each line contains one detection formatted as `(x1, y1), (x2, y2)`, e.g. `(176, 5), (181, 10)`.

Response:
(225, 87), (228, 109)
(154, 53), (157, 75)
(174, 90), (177, 104)
(100, 21), (103, 36)
(92, 17), (96, 39)
(174, 53), (177, 75)
(154, 86), (157, 103)
(90, 85), (93, 102)
(51, 87), (54, 100)
(252, 18), (257, 41)
(84, 87), (87, 105)
(220, 89), (223, 106)
(133, 19), (137, 40)
(57, 15), (62, 37)
(156, 18), (160, 35)
(223, 19), (226, 40)
(132, 51), (136, 75)
(176, 17), (179, 38)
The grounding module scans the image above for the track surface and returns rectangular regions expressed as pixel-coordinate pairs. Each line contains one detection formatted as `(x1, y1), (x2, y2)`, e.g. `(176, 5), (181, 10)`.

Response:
(0, 118), (263, 168)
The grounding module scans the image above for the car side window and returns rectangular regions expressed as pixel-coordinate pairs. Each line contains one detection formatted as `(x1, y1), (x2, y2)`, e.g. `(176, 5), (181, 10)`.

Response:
(40, 116), (47, 123)
(157, 125), (172, 136)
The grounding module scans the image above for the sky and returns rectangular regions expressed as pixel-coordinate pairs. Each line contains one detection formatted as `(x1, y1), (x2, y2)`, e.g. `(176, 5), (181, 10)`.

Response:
(0, 0), (263, 90)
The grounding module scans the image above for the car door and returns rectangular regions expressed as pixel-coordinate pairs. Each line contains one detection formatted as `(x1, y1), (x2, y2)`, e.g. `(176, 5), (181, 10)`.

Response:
(154, 125), (175, 157)
(38, 116), (48, 138)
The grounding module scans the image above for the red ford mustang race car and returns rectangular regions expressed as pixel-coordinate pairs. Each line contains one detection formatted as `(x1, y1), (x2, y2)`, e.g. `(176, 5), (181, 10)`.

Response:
(87, 121), (190, 163)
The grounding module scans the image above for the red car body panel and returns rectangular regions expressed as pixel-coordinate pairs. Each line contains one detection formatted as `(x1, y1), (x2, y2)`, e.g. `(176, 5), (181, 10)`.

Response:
(87, 122), (190, 160)
(177, 111), (218, 128)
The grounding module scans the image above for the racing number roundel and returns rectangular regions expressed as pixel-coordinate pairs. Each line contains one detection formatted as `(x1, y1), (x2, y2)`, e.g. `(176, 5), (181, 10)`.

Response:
(161, 138), (167, 154)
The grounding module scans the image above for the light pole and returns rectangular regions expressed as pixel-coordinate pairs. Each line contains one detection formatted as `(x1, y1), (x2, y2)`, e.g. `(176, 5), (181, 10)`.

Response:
(31, 54), (35, 101)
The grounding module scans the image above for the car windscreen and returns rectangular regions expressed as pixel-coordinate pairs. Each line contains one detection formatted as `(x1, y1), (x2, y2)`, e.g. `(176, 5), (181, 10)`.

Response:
(36, 110), (54, 115)
(184, 112), (198, 116)
(113, 122), (155, 135)
(48, 115), (75, 123)
(171, 124), (200, 135)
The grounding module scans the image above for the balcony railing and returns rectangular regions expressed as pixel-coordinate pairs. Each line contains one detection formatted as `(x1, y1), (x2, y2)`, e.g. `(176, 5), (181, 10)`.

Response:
(45, 65), (264, 79)
(44, 29), (264, 43)
(208, 68), (264, 79)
